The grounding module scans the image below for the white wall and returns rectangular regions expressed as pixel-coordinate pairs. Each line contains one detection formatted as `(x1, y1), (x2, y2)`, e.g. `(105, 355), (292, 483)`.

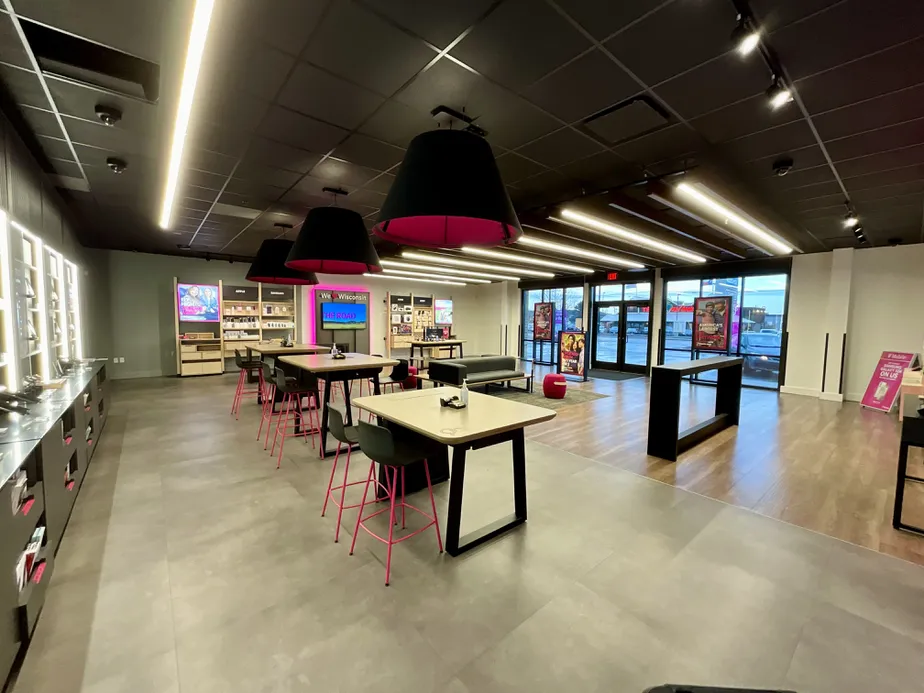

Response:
(782, 252), (832, 397)
(844, 244), (924, 401)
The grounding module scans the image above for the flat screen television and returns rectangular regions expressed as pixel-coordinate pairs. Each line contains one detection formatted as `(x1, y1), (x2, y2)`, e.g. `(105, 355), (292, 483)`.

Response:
(177, 283), (220, 322)
(322, 302), (367, 330)
(434, 299), (453, 325)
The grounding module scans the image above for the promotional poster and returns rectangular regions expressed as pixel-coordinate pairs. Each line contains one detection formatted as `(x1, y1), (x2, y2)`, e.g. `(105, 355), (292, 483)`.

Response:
(434, 299), (453, 325)
(693, 296), (731, 351)
(559, 331), (586, 377)
(860, 351), (918, 412)
(177, 283), (220, 322)
(534, 302), (554, 341)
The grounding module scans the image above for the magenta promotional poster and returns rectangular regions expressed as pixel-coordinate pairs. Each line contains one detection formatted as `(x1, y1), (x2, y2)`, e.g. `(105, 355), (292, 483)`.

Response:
(860, 351), (917, 412)
(177, 283), (220, 322)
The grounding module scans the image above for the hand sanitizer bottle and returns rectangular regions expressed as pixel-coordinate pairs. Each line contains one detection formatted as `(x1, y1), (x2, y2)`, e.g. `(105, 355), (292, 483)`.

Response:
(460, 378), (469, 406)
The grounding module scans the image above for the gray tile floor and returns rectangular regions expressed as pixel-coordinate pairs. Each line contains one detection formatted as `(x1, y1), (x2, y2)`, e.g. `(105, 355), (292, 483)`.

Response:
(12, 374), (924, 693)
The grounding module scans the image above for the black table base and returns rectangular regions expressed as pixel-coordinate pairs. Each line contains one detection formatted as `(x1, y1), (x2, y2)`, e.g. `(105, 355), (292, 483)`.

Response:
(893, 395), (924, 535)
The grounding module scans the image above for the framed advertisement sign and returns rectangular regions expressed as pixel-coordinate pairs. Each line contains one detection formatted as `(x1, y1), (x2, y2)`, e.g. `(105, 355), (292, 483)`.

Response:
(693, 296), (731, 351)
(534, 302), (554, 341)
(860, 351), (919, 412)
(558, 331), (587, 378)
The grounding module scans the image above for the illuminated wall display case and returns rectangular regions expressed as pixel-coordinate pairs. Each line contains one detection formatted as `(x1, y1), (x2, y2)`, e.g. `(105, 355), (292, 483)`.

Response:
(64, 260), (82, 360)
(17, 224), (48, 384)
(0, 212), (15, 390)
(45, 246), (69, 366)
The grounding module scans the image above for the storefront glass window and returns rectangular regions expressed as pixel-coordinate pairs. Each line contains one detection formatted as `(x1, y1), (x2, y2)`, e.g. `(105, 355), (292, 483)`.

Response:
(623, 282), (651, 301)
(594, 285), (622, 301)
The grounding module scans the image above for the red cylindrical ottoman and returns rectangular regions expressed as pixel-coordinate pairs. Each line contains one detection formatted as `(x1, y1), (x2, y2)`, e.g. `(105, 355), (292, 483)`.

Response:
(543, 373), (567, 399)
(404, 365), (418, 390)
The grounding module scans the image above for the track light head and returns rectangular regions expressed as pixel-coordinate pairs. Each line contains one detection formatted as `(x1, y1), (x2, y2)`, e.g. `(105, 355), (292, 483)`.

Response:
(766, 76), (792, 109)
(731, 15), (760, 56)
(844, 212), (859, 228)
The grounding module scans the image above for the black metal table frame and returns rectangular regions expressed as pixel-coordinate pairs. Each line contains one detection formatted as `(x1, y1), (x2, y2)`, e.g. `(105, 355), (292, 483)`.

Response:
(444, 427), (527, 556)
(893, 444), (924, 536)
(317, 367), (384, 459)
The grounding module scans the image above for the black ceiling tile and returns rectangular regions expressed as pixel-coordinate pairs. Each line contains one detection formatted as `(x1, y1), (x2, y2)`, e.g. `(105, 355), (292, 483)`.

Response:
(222, 178), (288, 202)
(776, 180), (842, 201)
(362, 173), (395, 194)
(721, 120), (817, 163)
(179, 197), (214, 213)
(514, 168), (569, 195)
(559, 151), (639, 186)
(450, 0), (591, 91)
(604, 0), (733, 86)
(691, 93), (802, 143)
(332, 134), (405, 171)
(755, 165), (836, 191)
(654, 52), (769, 121)
(358, 99), (435, 147)
(858, 192), (924, 213)
(791, 192), (844, 211)
(303, 0), (435, 95)
(464, 80), (560, 150)
(65, 118), (158, 157)
(347, 187), (387, 207)
(826, 120), (924, 163)
(233, 163), (302, 190)
(227, 0), (329, 56)
(797, 36), (924, 114)
(12, 0), (169, 63)
(770, 0), (924, 81)
(813, 85), (924, 142)
(187, 148), (238, 177)
(196, 87), (271, 134)
(746, 144), (828, 172)
(515, 127), (603, 169)
(361, 0), (497, 49)
(845, 166), (924, 193)
(189, 122), (251, 158)
(48, 159), (84, 178)
(182, 169), (227, 192)
(181, 184), (219, 203)
(744, 0), (844, 31)
(20, 107), (66, 139)
(0, 15), (32, 69)
(257, 106), (349, 153)
(612, 124), (700, 166)
(46, 77), (158, 131)
(393, 57), (481, 114)
(200, 35), (295, 102)
(243, 138), (323, 174)
(278, 187), (332, 208)
(838, 145), (924, 181)
(495, 152), (546, 184)
(0, 64), (47, 109)
(851, 179), (924, 202)
(308, 158), (378, 188)
(523, 50), (639, 124)
(554, 0), (668, 42)
(217, 191), (262, 210)
(277, 62), (385, 130)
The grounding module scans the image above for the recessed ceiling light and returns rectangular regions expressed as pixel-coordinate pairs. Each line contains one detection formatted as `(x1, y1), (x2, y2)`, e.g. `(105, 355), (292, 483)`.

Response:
(380, 260), (520, 281)
(402, 251), (556, 278)
(461, 247), (595, 273)
(514, 236), (645, 269)
(731, 15), (760, 56)
(766, 76), (792, 109)
(382, 268), (490, 284)
(556, 209), (707, 263)
(363, 273), (465, 287)
(159, 0), (215, 229)
(674, 182), (793, 255)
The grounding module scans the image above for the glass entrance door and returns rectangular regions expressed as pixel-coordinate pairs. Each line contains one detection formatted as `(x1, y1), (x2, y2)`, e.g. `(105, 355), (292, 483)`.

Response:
(592, 301), (651, 373)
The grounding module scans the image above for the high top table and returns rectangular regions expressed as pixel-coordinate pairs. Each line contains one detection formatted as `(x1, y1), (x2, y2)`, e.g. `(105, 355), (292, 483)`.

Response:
(647, 355), (743, 462)
(408, 339), (466, 367)
(353, 387), (556, 556)
(279, 353), (398, 458)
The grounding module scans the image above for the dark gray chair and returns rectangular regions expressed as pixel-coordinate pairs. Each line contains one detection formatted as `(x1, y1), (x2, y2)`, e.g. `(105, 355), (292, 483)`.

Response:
(321, 407), (363, 543)
(379, 359), (410, 393)
(231, 349), (263, 419)
(349, 421), (443, 585)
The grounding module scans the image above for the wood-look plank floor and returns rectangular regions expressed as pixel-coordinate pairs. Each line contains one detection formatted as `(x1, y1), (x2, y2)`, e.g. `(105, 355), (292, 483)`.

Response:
(525, 368), (924, 566)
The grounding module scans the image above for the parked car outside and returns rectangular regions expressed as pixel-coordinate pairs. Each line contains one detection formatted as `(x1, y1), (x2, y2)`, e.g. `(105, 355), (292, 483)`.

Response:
(740, 332), (781, 376)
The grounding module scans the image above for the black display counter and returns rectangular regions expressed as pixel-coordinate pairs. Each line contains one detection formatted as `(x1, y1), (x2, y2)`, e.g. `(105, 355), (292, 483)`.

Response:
(0, 361), (109, 686)
(893, 394), (924, 536)
(647, 356), (743, 462)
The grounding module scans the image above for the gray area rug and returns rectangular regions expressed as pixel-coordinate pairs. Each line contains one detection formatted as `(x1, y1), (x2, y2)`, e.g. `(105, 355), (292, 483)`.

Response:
(484, 385), (608, 410)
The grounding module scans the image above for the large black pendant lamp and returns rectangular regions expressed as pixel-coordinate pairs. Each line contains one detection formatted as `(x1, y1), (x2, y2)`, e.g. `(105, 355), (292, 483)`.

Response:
(373, 129), (521, 248)
(286, 204), (382, 275)
(246, 238), (318, 285)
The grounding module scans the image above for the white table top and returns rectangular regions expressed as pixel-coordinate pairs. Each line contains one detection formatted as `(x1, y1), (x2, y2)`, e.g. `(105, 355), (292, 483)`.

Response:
(250, 343), (330, 355)
(279, 353), (399, 373)
(352, 387), (556, 445)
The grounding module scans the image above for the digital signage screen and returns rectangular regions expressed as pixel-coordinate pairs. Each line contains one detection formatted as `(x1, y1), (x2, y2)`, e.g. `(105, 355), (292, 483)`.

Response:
(177, 283), (220, 322)
(322, 302), (367, 330)
(434, 299), (453, 325)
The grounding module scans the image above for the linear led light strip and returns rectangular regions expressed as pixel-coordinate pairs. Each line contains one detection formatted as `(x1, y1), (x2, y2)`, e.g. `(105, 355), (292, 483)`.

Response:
(380, 260), (520, 282)
(14, 222), (49, 379)
(0, 212), (16, 389)
(65, 260), (83, 359)
(672, 183), (793, 255)
(159, 0), (215, 228)
(46, 245), (69, 359)
(402, 251), (556, 278)
(461, 246), (600, 272)
(514, 236), (645, 269)
(383, 268), (490, 284)
(556, 209), (707, 263)
(363, 273), (465, 287)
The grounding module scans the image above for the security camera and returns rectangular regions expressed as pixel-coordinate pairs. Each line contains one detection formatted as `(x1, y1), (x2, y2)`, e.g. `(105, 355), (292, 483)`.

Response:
(95, 105), (122, 126)
(772, 157), (794, 177)
(106, 157), (127, 174)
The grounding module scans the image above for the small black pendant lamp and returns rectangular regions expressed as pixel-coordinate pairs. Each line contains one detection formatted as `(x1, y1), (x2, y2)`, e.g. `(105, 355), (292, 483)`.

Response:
(373, 128), (521, 248)
(285, 191), (382, 274)
(246, 229), (318, 285)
